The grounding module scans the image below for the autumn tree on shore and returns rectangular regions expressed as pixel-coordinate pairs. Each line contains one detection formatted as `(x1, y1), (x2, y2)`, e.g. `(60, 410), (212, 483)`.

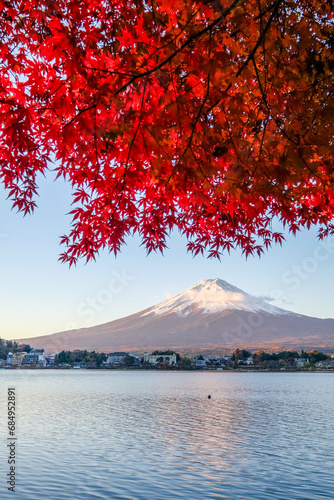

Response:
(0, 0), (333, 264)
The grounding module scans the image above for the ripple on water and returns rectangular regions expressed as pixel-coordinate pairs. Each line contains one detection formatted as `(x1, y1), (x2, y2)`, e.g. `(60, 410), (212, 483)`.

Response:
(0, 371), (333, 499)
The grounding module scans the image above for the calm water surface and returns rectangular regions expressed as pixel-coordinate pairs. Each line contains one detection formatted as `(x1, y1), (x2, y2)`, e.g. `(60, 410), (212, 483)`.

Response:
(0, 371), (333, 499)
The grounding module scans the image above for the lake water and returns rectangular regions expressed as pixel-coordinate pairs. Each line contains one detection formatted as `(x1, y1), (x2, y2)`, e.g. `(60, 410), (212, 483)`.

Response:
(0, 370), (333, 499)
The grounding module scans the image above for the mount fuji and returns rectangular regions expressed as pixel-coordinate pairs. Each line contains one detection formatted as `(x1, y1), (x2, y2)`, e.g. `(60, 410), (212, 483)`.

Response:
(18, 279), (334, 354)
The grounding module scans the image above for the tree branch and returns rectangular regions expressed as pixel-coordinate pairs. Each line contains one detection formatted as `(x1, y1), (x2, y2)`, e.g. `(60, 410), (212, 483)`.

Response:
(115, 0), (243, 96)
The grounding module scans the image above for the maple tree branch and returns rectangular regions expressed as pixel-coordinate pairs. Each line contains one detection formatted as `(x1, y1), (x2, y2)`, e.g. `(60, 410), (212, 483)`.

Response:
(115, 0), (243, 96)
(204, 0), (225, 14)
(62, 104), (97, 130)
(251, 56), (270, 112)
(143, 125), (172, 159)
(297, 147), (326, 186)
(171, 73), (183, 136)
(112, 4), (116, 56)
(142, 134), (154, 171)
(205, 0), (282, 117)
(92, 106), (100, 193)
(235, 0), (282, 79)
(183, 27), (214, 157)
(252, 49), (324, 186)
(254, 1), (278, 20)
(149, 0), (167, 28)
(2, 0), (333, 263)
(134, 10), (200, 74)
(45, 76), (72, 101)
(257, 0), (269, 95)
(183, 74), (211, 157)
(221, 101), (250, 176)
(81, 66), (137, 78)
(109, 81), (148, 221)
(190, 147), (216, 189)
(258, 119), (269, 156)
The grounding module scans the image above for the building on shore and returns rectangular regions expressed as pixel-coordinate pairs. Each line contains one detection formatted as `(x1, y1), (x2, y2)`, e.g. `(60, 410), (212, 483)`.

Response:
(22, 349), (46, 367)
(144, 352), (177, 365)
(106, 352), (129, 365)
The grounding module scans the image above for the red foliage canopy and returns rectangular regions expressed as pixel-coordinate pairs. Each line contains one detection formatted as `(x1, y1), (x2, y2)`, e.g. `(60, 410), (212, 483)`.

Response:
(0, 0), (334, 264)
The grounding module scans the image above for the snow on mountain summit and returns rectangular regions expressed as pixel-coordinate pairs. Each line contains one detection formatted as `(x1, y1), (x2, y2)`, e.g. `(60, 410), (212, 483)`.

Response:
(144, 278), (290, 317)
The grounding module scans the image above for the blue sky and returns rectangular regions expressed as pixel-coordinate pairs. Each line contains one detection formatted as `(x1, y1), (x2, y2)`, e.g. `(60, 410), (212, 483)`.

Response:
(1, 175), (333, 341)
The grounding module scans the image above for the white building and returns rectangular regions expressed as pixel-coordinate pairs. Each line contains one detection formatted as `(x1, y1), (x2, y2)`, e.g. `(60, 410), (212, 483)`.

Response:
(38, 354), (46, 367)
(106, 352), (129, 364)
(144, 352), (177, 365)
(6, 352), (13, 365)
(295, 358), (309, 367)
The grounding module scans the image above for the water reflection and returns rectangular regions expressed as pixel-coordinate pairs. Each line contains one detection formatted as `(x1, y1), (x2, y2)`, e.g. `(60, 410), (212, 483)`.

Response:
(0, 371), (333, 499)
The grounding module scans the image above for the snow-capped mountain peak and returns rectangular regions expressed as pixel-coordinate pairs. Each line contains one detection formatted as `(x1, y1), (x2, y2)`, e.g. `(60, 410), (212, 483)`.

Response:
(17, 279), (334, 354)
(143, 278), (290, 317)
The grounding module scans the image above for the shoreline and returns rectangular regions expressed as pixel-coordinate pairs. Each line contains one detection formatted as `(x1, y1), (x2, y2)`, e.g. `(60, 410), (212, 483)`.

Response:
(1, 367), (334, 373)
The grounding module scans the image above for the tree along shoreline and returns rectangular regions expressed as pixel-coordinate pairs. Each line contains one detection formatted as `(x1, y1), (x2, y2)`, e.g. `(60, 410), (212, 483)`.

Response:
(1, 342), (334, 371)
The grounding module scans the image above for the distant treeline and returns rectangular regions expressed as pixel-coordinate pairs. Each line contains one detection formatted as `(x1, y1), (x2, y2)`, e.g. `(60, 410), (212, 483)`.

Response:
(231, 348), (328, 363)
(0, 339), (31, 360)
(55, 350), (107, 367)
(0, 338), (331, 369)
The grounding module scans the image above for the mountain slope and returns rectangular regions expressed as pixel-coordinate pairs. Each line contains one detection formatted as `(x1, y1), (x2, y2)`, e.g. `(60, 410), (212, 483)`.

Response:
(17, 279), (334, 354)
